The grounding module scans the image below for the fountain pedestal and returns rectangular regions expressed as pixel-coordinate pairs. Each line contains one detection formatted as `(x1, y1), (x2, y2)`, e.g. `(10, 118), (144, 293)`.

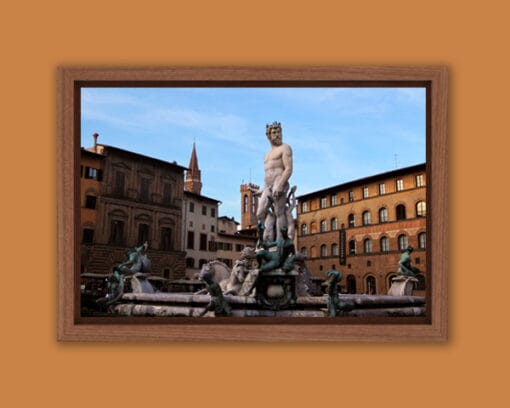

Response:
(255, 269), (298, 310)
(129, 273), (155, 294)
(388, 275), (418, 296)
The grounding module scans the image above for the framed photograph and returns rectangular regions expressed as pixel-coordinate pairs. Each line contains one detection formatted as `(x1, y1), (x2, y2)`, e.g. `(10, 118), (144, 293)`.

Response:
(58, 66), (447, 341)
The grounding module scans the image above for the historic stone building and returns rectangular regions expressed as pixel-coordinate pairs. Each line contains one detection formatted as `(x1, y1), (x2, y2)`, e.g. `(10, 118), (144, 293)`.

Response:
(80, 134), (187, 281)
(296, 164), (427, 295)
(216, 216), (257, 268)
(181, 143), (221, 278)
(182, 191), (220, 277)
(80, 147), (103, 247)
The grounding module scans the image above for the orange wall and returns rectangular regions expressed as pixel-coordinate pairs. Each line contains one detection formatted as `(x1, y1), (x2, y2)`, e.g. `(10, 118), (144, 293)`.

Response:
(2, 1), (507, 408)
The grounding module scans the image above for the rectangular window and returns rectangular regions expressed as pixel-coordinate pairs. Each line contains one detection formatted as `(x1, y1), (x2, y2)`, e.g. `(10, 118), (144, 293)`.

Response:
(301, 201), (308, 213)
(320, 197), (327, 208)
(114, 172), (125, 196)
(348, 191), (354, 202)
(363, 187), (369, 199)
(187, 231), (195, 249)
(218, 242), (233, 251)
(379, 183), (386, 195)
(160, 227), (173, 251)
(208, 241), (217, 251)
(85, 166), (99, 180)
(85, 195), (97, 209)
(202, 206), (207, 215)
(416, 174), (425, 187)
(211, 225), (215, 233)
(140, 178), (150, 201)
(189, 202), (194, 212)
(163, 183), (172, 204)
(330, 195), (337, 206)
(210, 207), (216, 217)
(82, 228), (94, 243)
(110, 220), (125, 245)
(200, 233), (207, 251)
(396, 179), (404, 191)
(235, 244), (244, 252)
(138, 223), (150, 245)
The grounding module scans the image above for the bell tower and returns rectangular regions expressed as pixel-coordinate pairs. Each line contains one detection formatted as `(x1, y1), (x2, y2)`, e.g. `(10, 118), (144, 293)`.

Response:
(184, 142), (202, 194)
(240, 183), (259, 230)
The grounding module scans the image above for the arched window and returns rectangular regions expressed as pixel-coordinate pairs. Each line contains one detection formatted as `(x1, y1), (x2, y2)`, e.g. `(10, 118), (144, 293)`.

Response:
(163, 268), (172, 281)
(398, 234), (409, 250)
(380, 236), (390, 252)
(300, 247), (307, 257)
(416, 201), (427, 217)
(362, 211), (371, 225)
(301, 223), (308, 236)
(331, 243), (339, 256)
(320, 219), (327, 232)
(84, 193), (97, 209)
(346, 275), (357, 294)
(418, 232), (426, 249)
(396, 204), (406, 220)
(364, 238), (373, 253)
(366, 276), (377, 295)
(310, 221), (317, 234)
(320, 244), (328, 257)
(379, 207), (388, 223)
(82, 226), (95, 244)
(331, 218), (338, 231)
(349, 240), (356, 255)
(251, 196), (256, 214)
(310, 246), (317, 258)
(199, 259), (208, 268)
(243, 195), (248, 213)
(348, 214), (355, 227)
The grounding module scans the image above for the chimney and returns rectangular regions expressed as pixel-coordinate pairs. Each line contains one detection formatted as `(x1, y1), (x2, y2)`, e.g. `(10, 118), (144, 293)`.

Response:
(93, 133), (99, 152)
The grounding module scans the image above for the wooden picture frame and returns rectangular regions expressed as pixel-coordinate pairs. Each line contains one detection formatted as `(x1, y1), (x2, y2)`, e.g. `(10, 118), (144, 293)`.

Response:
(57, 66), (447, 341)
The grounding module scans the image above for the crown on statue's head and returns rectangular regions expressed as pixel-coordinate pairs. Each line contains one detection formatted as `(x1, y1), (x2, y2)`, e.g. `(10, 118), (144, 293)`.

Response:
(266, 121), (282, 136)
(266, 121), (281, 129)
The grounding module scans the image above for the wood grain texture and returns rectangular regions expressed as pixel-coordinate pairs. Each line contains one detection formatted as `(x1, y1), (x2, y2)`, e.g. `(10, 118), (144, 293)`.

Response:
(57, 66), (448, 342)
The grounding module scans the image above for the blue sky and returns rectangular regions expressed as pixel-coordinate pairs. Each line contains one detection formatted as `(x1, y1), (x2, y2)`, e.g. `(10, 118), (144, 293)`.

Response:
(81, 87), (426, 222)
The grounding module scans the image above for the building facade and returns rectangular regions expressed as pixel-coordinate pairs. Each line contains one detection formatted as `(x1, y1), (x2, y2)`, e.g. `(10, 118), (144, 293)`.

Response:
(181, 143), (221, 278)
(80, 135), (187, 282)
(182, 191), (220, 277)
(216, 216), (257, 268)
(296, 164), (427, 295)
